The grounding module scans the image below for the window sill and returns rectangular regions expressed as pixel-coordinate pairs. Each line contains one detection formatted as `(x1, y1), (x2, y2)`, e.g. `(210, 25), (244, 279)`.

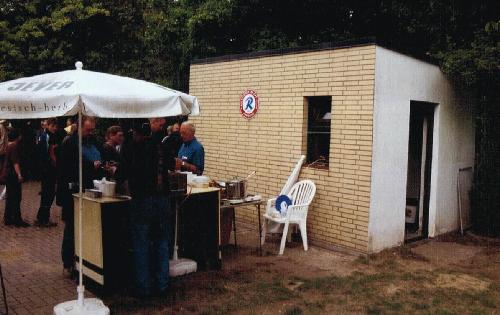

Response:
(304, 163), (329, 170)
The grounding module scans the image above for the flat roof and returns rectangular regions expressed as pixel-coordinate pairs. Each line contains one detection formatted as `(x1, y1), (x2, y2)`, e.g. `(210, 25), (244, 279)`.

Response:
(191, 37), (376, 65)
(191, 37), (438, 66)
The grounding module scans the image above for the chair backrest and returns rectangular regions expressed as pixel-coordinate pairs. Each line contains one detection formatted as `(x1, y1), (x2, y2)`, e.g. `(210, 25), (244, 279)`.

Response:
(279, 155), (305, 196)
(288, 180), (316, 206)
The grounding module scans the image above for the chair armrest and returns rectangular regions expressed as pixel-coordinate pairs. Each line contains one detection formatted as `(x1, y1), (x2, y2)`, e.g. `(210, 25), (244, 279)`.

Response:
(288, 203), (309, 209)
(286, 204), (310, 220)
(265, 198), (277, 216)
(266, 198), (277, 209)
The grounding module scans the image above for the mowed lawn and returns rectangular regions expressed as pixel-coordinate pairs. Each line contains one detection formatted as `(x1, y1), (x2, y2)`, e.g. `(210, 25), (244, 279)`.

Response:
(107, 232), (500, 315)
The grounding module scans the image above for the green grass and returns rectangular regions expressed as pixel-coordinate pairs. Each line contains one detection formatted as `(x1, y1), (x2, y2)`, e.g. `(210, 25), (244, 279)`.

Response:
(288, 269), (500, 314)
(107, 246), (500, 314)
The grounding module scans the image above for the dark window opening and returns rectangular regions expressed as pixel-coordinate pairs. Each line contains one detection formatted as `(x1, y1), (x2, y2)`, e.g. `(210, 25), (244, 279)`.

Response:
(305, 96), (331, 168)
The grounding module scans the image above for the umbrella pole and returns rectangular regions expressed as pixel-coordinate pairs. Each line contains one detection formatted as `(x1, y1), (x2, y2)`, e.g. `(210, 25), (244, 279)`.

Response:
(77, 108), (85, 307)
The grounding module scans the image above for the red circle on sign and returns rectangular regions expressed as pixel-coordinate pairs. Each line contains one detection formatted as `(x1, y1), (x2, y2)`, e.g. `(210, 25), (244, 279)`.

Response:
(240, 90), (259, 119)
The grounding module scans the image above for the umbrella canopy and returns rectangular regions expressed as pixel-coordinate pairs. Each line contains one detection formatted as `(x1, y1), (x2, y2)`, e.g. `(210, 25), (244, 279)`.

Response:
(0, 62), (199, 119)
(0, 62), (201, 312)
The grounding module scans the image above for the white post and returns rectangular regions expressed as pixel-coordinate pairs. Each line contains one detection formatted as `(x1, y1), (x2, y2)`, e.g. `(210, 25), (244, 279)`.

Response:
(418, 117), (428, 236)
(53, 61), (110, 315)
(77, 108), (85, 307)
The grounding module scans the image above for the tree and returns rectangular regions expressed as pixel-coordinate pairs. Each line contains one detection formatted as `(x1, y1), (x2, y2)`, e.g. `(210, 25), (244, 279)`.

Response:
(437, 21), (499, 236)
(0, 0), (498, 233)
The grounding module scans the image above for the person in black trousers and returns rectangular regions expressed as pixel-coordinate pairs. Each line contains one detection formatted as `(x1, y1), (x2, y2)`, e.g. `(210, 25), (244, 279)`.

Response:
(3, 129), (29, 227)
(57, 117), (102, 277)
(35, 118), (60, 227)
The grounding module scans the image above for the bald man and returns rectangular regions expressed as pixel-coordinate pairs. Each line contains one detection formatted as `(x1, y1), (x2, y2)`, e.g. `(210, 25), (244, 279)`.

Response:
(175, 122), (204, 175)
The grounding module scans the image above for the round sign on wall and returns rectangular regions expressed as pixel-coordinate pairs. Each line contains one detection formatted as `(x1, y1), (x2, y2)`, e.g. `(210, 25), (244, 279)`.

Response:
(240, 90), (259, 119)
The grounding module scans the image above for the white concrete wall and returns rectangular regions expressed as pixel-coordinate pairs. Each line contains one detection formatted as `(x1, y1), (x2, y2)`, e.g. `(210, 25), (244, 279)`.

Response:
(367, 46), (475, 252)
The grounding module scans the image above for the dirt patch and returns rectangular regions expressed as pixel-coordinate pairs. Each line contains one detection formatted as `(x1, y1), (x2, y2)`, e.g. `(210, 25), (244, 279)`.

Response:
(224, 228), (359, 279)
(411, 241), (483, 266)
(438, 231), (500, 247)
(436, 273), (490, 292)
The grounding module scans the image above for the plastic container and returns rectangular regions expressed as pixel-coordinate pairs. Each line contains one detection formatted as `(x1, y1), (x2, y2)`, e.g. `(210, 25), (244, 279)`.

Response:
(191, 175), (210, 188)
(93, 178), (116, 197)
(101, 181), (116, 197)
(93, 180), (102, 191)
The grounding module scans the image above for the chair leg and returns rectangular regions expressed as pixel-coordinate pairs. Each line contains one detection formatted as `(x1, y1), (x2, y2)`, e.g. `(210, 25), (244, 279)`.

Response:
(279, 222), (289, 255)
(260, 219), (267, 246)
(299, 221), (308, 251)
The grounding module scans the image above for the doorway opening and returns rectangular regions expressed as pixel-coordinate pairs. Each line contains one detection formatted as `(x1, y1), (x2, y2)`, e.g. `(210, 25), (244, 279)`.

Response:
(405, 101), (436, 242)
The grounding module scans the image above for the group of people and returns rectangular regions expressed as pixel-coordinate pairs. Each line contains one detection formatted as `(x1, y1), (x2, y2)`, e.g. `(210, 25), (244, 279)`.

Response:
(1, 116), (205, 298)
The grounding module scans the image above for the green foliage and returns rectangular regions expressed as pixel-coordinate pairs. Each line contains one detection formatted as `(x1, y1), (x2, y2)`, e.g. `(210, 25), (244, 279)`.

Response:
(437, 21), (499, 89)
(0, 0), (498, 232)
(1, 1), (497, 92)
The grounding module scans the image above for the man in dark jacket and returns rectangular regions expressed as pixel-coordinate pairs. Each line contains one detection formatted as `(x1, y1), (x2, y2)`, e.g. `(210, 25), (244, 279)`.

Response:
(121, 119), (171, 297)
(100, 125), (124, 166)
(57, 117), (102, 277)
(35, 118), (60, 227)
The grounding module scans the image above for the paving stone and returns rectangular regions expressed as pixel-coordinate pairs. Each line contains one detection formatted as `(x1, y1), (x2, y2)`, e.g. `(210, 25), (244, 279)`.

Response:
(0, 181), (94, 314)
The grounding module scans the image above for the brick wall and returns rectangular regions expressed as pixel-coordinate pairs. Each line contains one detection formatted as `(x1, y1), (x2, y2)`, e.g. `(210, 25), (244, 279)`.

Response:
(189, 44), (376, 252)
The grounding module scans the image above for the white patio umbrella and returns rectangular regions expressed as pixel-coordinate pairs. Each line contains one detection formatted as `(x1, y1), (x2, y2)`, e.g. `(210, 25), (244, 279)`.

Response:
(0, 61), (199, 119)
(0, 62), (200, 314)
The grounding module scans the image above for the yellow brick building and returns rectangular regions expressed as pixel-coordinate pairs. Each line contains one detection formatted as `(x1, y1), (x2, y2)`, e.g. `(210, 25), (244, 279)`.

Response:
(188, 40), (475, 253)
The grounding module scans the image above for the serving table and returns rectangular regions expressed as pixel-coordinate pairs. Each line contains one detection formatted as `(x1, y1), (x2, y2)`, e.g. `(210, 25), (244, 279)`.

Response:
(220, 199), (264, 256)
(73, 187), (221, 294)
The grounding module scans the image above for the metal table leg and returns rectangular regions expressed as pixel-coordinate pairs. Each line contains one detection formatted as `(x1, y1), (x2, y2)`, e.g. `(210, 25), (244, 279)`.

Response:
(257, 204), (262, 256)
(232, 207), (237, 249)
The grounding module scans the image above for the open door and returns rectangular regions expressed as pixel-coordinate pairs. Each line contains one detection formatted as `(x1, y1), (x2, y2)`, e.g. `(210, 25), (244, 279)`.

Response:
(405, 101), (435, 242)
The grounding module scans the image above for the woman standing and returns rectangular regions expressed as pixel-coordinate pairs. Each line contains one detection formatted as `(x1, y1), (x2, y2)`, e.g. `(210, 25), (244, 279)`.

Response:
(3, 129), (29, 227)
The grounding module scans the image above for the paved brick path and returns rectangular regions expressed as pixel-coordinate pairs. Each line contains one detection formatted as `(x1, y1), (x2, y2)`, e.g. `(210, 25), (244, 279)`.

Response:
(0, 181), (92, 315)
(0, 181), (313, 315)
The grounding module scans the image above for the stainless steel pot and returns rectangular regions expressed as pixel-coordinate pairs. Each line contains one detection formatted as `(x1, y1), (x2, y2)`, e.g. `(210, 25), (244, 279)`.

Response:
(226, 178), (247, 200)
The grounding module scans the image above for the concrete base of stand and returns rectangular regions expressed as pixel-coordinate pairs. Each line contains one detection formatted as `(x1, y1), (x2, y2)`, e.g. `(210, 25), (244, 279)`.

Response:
(169, 258), (197, 277)
(53, 298), (110, 315)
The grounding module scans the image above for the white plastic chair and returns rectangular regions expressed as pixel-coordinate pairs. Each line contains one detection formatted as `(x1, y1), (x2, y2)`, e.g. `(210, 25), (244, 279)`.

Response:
(262, 180), (316, 255)
(262, 155), (305, 239)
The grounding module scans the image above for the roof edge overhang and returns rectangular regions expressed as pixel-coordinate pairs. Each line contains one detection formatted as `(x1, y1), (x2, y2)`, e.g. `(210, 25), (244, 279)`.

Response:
(191, 37), (376, 65)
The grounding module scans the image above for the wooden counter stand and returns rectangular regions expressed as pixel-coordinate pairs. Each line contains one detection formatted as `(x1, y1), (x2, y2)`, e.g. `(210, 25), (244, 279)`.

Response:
(73, 194), (131, 295)
(72, 188), (221, 294)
